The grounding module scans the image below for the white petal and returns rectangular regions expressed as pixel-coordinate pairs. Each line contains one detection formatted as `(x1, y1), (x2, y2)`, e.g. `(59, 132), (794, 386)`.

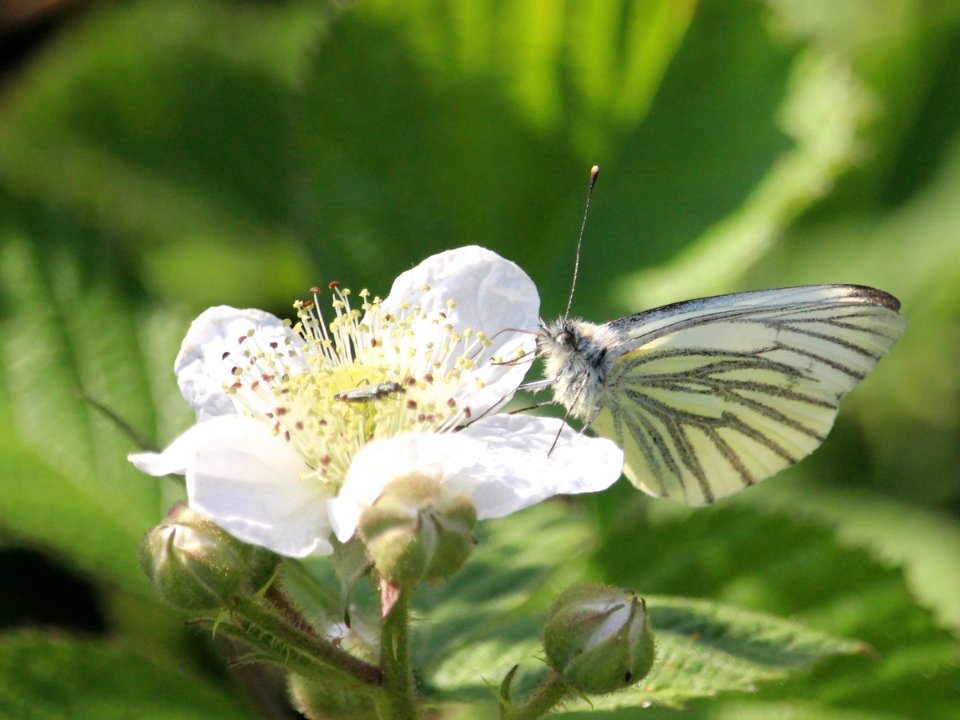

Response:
(132, 415), (332, 557)
(183, 416), (334, 558)
(128, 415), (253, 476)
(328, 416), (622, 542)
(455, 414), (624, 519)
(174, 306), (305, 420)
(378, 246), (540, 412)
(328, 433), (484, 542)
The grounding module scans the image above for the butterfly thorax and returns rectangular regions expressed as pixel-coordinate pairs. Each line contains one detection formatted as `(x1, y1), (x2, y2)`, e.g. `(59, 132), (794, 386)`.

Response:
(536, 318), (619, 421)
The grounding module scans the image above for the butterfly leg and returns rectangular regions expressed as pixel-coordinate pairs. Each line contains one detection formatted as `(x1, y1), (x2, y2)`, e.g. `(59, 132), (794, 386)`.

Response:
(548, 376), (592, 455)
(519, 378), (553, 393)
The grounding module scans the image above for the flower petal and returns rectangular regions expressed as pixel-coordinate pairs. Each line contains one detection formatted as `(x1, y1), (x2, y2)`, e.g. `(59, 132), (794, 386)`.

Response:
(185, 416), (333, 558)
(455, 414), (624, 519)
(378, 246), (540, 412)
(328, 433), (485, 543)
(175, 306), (305, 420)
(328, 414), (622, 542)
(128, 416), (249, 477)
(133, 415), (333, 558)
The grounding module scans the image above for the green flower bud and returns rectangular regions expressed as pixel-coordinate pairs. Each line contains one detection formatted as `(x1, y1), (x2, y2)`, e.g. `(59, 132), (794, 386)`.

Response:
(288, 674), (378, 720)
(543, 585), (656, 695)
(357, 475), (477, 587)
(140, 502), (280, 610)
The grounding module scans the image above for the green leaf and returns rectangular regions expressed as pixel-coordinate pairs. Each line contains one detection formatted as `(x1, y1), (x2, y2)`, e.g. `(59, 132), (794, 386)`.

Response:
(365, 0), (694, 149)
(295, 0), (697, 301)
(425, 591), (861, 710)
(0, 630), (256, 720)
(615, 48), (872, 310)
(740, 479), (960, 638)
(587, 496), (960, 718)
(595, 698), (910, 720)
(0, 228), (188, 591)
(702, 700), (910, 720)
(0, 0), (324, 310)
(608, 0), (960, 316)
(0, 1), (321, 239)
(418, 503), (860, 709)
(565, 0), (799, 320)
(412, 501), (593, 686)
(570, 596), (865, 712)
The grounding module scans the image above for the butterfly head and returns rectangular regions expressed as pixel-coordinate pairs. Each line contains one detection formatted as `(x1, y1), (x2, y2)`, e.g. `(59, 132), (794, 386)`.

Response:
(536, 317), (618, 420)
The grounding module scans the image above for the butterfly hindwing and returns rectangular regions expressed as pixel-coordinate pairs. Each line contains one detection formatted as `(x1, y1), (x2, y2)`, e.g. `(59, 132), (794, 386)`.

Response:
(592, 286), (905, 506)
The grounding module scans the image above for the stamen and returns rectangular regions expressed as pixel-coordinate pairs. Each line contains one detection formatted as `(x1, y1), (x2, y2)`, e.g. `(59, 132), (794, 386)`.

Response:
(223, 284), (487, 493)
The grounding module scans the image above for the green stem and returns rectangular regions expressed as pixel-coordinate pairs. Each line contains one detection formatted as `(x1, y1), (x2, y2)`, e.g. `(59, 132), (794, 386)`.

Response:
(374, 591), (419, 720)
(208, 618), (342, 686)
(230, 596), (383, 691)
(505, 671), (569, 720)
(265, 583), (324, 640)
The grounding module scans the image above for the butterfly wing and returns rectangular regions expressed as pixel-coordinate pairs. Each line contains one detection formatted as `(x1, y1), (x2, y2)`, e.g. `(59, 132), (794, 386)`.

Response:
(591, 286), (905, 506)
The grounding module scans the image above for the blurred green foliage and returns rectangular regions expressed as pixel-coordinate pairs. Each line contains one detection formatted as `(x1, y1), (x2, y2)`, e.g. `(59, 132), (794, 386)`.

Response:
(0, 0), (957, 717)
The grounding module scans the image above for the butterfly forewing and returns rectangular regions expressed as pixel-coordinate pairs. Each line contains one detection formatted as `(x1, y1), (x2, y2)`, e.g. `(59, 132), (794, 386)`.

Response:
(594, 286), (905, 506)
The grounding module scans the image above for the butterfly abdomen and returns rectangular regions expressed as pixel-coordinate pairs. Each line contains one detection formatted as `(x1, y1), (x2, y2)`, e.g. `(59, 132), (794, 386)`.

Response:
(537, 318), (620, 421)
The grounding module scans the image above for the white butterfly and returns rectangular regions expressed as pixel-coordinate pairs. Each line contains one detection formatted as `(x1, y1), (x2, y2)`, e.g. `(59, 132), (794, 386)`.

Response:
(528, 284), (905, 506)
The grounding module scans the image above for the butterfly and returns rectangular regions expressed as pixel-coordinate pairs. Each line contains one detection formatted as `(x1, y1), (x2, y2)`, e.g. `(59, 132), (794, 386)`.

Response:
(529, 285), (904, 506)
(523, 168), (905, 506)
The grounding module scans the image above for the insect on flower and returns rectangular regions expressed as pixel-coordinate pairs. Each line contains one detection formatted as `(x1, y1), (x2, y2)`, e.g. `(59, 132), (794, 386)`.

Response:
(333, 381), (406, 403)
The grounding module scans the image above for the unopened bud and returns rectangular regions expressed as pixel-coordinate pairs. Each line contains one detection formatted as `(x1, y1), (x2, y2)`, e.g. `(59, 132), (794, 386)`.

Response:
(543, 585), (655, 695)
(288, 674), (378, 720)
(358, 475), (477, 587)
(141, 502), (280, 610)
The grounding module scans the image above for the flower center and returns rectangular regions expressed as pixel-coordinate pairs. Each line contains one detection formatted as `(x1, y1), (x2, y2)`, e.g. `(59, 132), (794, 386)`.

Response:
(224, 284), (492, 488)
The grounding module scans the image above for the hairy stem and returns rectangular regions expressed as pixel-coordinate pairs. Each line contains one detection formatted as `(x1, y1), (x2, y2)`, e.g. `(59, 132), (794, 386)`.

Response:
(265, 583), (324, 640)
(230, 596), (383, 691)
(504, 671), (569, 720)
(374, 590), (419, 720)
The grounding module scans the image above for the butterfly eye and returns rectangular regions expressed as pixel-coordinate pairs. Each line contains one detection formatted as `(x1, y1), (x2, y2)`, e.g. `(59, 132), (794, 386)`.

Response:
(557, 329), (576, 348)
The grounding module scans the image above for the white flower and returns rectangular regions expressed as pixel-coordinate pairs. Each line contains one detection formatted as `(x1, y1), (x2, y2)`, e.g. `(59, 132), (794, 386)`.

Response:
(130, 246), (623, 558)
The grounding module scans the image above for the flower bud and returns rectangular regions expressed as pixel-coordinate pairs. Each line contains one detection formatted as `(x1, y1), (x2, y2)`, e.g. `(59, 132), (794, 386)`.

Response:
(357, 474), (477, 587)
(140, 502), (280, 610)
(543, 585), (655, 695)
(288, 674), (378, 720)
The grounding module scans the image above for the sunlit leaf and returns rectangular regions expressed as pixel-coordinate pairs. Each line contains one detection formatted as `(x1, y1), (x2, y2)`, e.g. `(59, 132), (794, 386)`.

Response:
(0, 229), (186, 591)
(741, 479), (960, 638)
(586, 494), (960, 717)
(425, 589), (862, 709)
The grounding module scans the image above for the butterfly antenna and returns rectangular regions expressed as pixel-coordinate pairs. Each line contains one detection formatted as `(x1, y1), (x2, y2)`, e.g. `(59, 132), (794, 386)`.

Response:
(563, 165), (600, 320)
